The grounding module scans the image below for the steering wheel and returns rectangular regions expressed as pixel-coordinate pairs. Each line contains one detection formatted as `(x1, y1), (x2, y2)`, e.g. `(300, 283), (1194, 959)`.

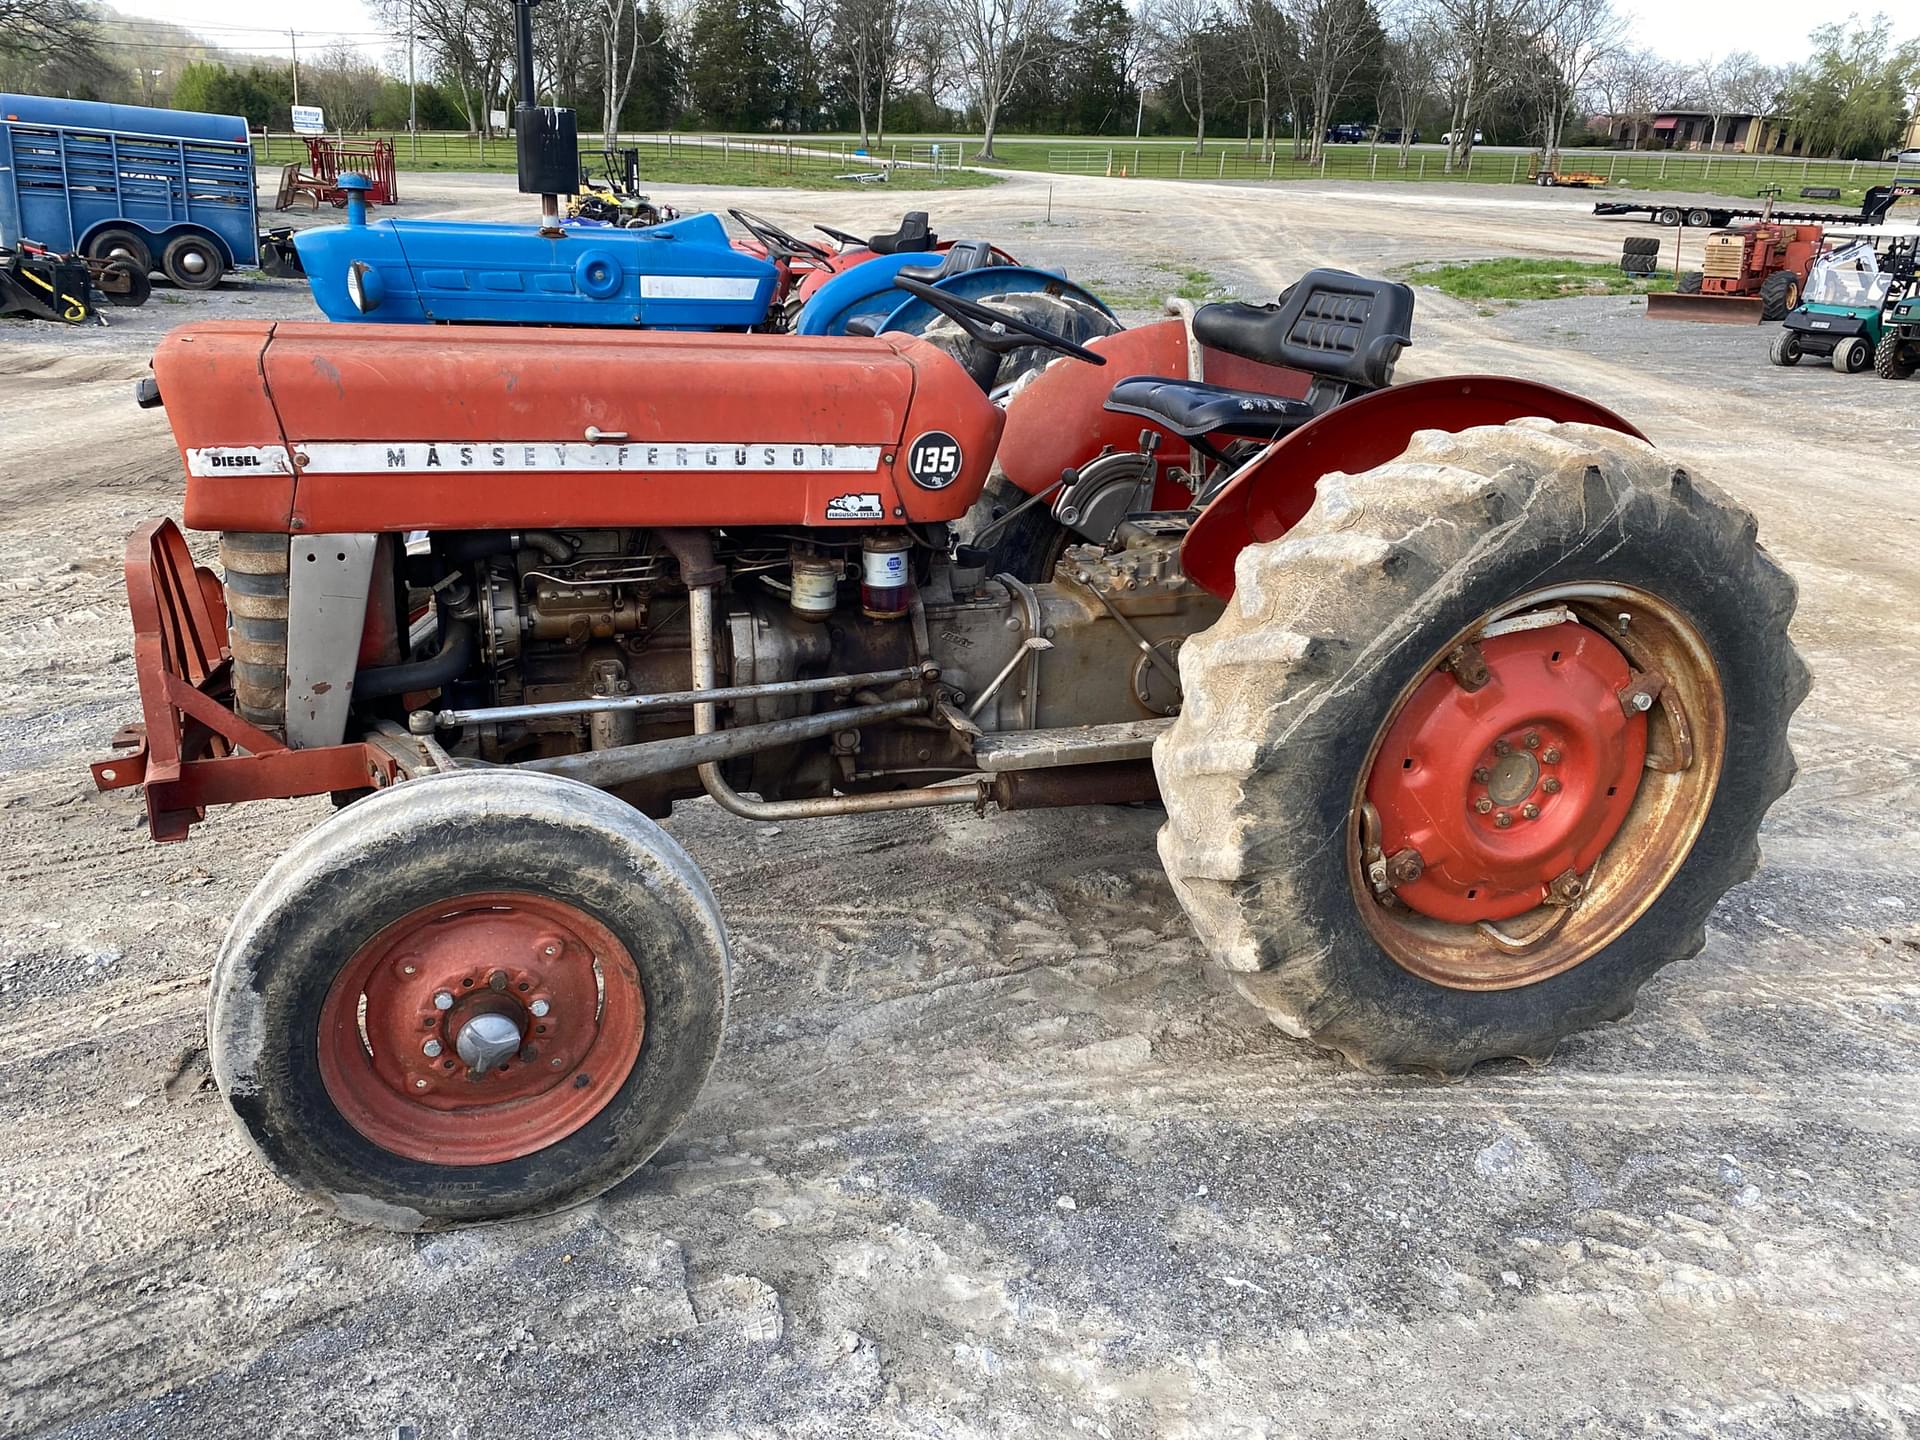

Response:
(729, 208), (832, 263)
(893, 277), (1109, 367)
(816, 223), (870, 250)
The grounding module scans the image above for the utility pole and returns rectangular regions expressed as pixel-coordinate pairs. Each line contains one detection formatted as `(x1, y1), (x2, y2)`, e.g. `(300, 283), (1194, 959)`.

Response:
(408, 0), (418, 162)
(289, 28), (300, 105)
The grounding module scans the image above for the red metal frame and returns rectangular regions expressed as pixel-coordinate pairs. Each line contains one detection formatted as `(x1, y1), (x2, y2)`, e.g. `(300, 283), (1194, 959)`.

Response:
(93, 519), (399, 843)
(1181, 376), (1648, 599)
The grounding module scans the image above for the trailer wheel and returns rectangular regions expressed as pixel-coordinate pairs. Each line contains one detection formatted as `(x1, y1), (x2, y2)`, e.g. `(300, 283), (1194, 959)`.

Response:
(1876, 332), (1916, 379)
(1769, 331), (1803, 366)
(1830, 336), (1871, 374)
(1758, 271), (1799, 323)
(1685, 208), (1713, 227)
(210, 770), (732, 1229)
(161, 233), (226, 290)
(86, 227), (153, 275)
(1657, 207), (1682, 226)
(1156, 419), (1806, 1074)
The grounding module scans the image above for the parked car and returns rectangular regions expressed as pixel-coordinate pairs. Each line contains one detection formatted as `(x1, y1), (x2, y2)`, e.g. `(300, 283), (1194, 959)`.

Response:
(1377, 127), (1421, 145)
(1325, 123), (1370, 144)
(1442, 130), (1484, 145)
(1893, 148), (1920, 171)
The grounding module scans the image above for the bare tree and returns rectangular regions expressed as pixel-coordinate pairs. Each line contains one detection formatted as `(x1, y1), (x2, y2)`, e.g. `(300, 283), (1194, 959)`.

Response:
(306, 44), (385, 131)
(1720, 52), (1783, 151)
(1289, 0), (1379, 164)
(1157, 0), (1221, 151)
(1382, 14), (1441, 166)
(380, 0), (514, 134)
(938, 0), (1061, 159)
(593, 0), (649, 140)
(834, 0), (910, 147)
(1534, 0), (1621, 166)
(1428, 0), (1570, 170)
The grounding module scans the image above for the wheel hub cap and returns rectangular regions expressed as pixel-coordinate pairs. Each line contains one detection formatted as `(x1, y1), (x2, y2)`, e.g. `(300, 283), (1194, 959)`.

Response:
(456, 1012), (524, 1074)
(1366, 622), (1648, 925)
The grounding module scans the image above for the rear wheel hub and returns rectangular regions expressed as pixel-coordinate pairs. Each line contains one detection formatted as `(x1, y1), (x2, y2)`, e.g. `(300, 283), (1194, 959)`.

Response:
(1368, 622), (1646, 925)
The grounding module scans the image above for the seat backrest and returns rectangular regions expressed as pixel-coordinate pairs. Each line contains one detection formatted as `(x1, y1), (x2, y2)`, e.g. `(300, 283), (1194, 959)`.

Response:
(869, 211), (936, 255)
(896, 240), (995, 284)
(1193, 269), (1414, 390)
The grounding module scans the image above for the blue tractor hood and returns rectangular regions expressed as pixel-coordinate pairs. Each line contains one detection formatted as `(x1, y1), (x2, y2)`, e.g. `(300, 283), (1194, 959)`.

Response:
(294, 204), (778, 329)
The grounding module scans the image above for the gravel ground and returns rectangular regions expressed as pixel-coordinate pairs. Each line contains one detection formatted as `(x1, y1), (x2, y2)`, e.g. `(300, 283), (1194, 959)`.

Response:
(1, 169), (1916, 1439)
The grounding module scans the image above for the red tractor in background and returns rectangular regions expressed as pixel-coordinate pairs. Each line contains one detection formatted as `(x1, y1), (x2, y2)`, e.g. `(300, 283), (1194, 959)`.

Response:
(1649, 206), (1825, 323)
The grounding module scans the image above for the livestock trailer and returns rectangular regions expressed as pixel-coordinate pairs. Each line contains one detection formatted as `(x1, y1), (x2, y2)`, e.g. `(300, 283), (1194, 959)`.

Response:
(0, 93), (259, 288)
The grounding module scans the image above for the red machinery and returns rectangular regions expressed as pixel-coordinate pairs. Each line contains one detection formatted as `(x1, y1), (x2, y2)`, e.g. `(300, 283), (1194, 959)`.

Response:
(1648, 216), (1824, 323)
(95, 271), (1805, 1229)
(274, 136), (400, 211)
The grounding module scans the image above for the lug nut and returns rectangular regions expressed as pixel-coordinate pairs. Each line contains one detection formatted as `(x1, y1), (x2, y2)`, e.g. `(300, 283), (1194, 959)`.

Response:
(530, 999), (550, 1017)
(1524, 732), (1540, 749)
(1543, 776), (1562, 794)
(414, 1079), (429, 1089)
(1494, 811), (1513, 828)
(1472, 767), (1491, 783)
(542, 943), (560, 958)
(423, 1039), (442, 1058)
(488, 969), (509, 992)
(1543, 748), (1561, 764)
(1522, 803), (1540, 820)
(432, 991), (454, 1011)
(1474, 796), (1493, 814)
(1494, 739), (1512, 757)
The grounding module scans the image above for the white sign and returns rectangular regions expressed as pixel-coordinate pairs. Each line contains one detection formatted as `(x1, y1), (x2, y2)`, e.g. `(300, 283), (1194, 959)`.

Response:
(291, 105), (326, 136)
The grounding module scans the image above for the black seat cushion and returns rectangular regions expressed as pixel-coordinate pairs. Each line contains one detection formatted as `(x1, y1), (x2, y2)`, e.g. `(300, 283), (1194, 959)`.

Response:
(1193, 269), (1414, 389)
(868, 211), (936, 255)
(896, 240), (996, 283)
(1103, 376), (1316, 441)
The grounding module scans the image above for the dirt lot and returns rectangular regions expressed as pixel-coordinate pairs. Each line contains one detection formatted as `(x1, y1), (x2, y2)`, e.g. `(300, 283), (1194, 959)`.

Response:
(2, 169), (1917, 1439)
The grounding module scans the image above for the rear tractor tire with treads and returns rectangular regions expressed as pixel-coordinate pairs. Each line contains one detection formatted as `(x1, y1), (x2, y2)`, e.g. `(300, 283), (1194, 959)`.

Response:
(1758, 270), (1800, 322)
(1154, 419), (1808, 1075)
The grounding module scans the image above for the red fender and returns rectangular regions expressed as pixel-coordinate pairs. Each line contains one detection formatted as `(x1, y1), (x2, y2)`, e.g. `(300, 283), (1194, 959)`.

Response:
(1181, 376), (1648, 600)
(997, 318), (1311, 504)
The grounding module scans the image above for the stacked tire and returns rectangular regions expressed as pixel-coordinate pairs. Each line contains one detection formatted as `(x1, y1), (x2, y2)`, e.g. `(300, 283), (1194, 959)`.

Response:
(1620, 236), (1659, 277)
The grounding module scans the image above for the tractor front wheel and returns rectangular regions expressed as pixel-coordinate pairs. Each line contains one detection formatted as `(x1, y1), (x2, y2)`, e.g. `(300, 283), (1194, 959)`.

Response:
(1676, 271), (1703, 295)
(209, 771), (731, 1228)
(1155, 420), (1806, 1074)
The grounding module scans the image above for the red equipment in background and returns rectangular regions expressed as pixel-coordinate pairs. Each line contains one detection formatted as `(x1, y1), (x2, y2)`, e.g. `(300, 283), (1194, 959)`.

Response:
(274, 136), (400, 211)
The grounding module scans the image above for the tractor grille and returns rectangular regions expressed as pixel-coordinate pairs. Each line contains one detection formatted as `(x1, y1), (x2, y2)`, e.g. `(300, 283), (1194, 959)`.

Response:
(1702, 235), (1747, 279)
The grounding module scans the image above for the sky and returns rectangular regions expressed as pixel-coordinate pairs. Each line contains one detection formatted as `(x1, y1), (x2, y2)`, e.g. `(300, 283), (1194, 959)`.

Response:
(109, 0), (1920, 72)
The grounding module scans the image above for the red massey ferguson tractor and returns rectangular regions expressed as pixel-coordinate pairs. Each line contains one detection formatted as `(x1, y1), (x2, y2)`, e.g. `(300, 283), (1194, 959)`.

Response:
(97, 269), (1807, 1228)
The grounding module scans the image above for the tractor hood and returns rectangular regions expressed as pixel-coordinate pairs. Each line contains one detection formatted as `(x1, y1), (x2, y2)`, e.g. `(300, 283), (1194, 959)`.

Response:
(155, 321), (1003, 534)
(292, 210), (779, 328)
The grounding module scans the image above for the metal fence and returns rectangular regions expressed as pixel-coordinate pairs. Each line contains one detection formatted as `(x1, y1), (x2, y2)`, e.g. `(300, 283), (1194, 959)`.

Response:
(253, 130), (1906, 194)
(1051, 143), (1905, 191)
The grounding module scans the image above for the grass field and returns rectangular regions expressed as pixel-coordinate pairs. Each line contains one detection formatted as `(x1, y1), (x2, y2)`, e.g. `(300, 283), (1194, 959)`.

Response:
(1404, 257), (1679, 301)
(257, 129), (1904, 205)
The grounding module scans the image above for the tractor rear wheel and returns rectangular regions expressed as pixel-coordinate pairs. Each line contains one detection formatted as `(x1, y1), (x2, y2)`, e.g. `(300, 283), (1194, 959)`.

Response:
(210, 771), (731, 1228)
(1877, 332), (1916, 380)
(1758, 270), (1800, 322)
(1155, 420), (1806, 1074)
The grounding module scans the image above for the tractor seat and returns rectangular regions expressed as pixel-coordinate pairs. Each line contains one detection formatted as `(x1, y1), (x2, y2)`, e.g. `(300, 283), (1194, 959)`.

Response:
(1103, 376), (1316, 441)
(868, 212), (937, 254)
(1193, 268), (1414, 390)
(896, 240), (996, 283)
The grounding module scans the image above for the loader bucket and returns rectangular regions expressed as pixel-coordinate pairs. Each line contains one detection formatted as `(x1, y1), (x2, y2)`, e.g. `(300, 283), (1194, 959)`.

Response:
(1645, 290), (1766, 324)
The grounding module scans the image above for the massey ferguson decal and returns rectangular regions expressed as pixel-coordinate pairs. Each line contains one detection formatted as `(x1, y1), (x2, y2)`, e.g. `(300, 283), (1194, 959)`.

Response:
(184, 446), (295, 477)
(295, 441), (884, 474)
(904, 430), (964, 490)
(824, 493), (885, 520)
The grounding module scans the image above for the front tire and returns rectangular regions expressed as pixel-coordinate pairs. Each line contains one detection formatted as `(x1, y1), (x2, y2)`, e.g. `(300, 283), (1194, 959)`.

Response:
(1769, 330), (1803, 366)
(1155, 420), (1807, 1074)
(1676, 271), (1703, 294)
(1830, 336), (1870, 374)
(210, 771), (731, 1229)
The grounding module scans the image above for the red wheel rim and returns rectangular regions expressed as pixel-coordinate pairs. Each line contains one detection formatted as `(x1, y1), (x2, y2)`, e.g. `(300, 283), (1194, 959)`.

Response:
(317, 891), (645, 1165)
(1349, 584), (1726, 991)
